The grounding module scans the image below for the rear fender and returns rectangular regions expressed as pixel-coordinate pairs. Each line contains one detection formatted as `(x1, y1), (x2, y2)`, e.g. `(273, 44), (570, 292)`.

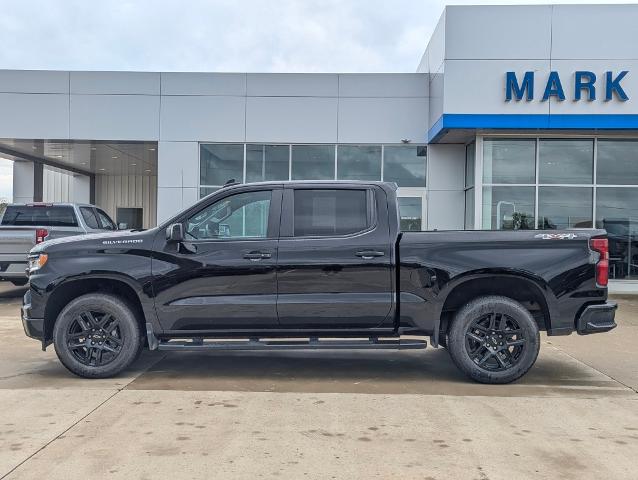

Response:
(431, 270), (558, 347)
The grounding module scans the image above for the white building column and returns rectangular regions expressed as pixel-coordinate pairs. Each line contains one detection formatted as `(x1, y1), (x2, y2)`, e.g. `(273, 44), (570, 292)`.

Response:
(12, 161), (34, 203)
(157, 141), (199, 223)
(426, 144), (466, 230)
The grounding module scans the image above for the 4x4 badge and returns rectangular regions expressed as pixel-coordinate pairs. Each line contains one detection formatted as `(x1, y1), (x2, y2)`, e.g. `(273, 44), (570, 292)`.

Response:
(534, 233), (578, 240)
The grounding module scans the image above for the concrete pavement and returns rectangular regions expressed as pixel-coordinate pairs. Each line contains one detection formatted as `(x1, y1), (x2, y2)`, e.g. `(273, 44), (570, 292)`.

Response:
(0, 283), (636, 479)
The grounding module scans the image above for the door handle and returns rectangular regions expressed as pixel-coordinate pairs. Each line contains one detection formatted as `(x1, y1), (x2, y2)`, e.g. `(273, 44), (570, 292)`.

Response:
(355, 250), (385, 259)
(243, 252), (271, 261)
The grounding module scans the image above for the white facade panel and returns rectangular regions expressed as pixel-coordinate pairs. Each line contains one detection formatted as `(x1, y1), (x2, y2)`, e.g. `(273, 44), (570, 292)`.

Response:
(70, 94), (160, 140)
(338, 97), (428, 144)
(427, 144), (465, 191)
(338, 74), (428, 98)
(160, 72), (246, 96)
(0, 70), (69, 94)
(247, 73), (338, 97)
(551, 5), (638, 60)
(157, 141), (199, 188)
(426, 190), (465, 230)
(443, 60), (551, 115)
(157, 187), (184, 223)
(182, 187), (199, 209)
(70, 71), (160, 95)
(429, 70), (444, 127)
(0, 93), (70, 139)
(160, 95), (245, 142)
(425, 9), (446, 74)
(445, 5), (552, 60)
(246, 97), (338, 143)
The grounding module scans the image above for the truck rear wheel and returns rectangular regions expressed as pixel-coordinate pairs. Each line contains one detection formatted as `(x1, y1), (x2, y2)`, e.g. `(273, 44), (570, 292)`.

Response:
(447, 295), (540, 384)
(53, 293), (143, 378)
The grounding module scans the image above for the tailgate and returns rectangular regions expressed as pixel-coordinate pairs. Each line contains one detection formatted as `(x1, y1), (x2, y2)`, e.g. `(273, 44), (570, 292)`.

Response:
(0, 228), (35, 260)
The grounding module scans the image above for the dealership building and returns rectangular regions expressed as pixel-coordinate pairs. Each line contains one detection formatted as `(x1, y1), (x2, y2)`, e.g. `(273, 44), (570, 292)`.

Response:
(1, 4), (638, 290)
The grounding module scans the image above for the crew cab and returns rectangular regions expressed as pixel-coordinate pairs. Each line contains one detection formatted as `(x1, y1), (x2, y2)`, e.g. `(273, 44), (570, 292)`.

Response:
(21, 181), (617, 383)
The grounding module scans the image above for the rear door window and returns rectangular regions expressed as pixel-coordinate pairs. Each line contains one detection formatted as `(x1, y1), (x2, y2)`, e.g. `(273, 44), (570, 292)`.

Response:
(293, 189), (371, 237)
(0, 205), (78, 227)
(80, 207), (100, 229)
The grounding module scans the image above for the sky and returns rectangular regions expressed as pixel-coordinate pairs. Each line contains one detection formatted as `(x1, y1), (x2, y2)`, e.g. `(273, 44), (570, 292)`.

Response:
(0, 0), (634, 200)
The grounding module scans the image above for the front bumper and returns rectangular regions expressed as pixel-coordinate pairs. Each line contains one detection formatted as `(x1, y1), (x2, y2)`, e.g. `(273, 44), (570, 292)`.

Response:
(576, 302), (617, 335)
(21, 289), (45, 342)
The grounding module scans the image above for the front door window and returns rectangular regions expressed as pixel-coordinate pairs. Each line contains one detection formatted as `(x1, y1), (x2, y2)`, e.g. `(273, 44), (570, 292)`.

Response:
(186, 190), (271, 240)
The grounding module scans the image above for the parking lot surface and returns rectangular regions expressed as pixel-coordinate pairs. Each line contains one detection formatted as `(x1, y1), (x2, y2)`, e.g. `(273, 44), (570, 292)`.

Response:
(0, 284), (637, 479)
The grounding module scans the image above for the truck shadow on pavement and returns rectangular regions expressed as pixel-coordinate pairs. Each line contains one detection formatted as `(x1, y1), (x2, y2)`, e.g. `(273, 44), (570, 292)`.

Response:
(124, 346), (629, 397)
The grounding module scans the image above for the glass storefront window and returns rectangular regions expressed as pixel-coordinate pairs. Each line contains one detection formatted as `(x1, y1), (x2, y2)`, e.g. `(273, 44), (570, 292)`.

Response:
(200, 186), (219, 198)
(398, 197), (422, 231)
(597, 140), (638, 185)
(538, 187), (592, 229)
(246, 144), (289, 182)
(596, 187), (638, 279)
(200, 144), (243, 186)
(383, 145), (426, 187)
(337, 145), (382, 181)
(539, 139), (593, 184)
(482, 186), (535, 230)
(291, 145), (335, 180)
(483, 139), (536, 184)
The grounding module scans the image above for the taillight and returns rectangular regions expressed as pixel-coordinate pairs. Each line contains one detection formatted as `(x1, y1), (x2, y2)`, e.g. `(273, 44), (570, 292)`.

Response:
(590, 238), (609, 287)
(35, 228), (48, 244)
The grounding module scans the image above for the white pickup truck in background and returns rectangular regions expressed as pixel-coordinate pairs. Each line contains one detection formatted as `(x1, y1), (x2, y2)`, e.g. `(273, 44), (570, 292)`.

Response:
(0, 203), (118, 285)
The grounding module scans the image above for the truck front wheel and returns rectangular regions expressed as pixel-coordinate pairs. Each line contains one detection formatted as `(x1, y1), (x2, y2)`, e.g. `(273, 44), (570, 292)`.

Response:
(447, 295), (540, 384)
(53, 293), (143, 378)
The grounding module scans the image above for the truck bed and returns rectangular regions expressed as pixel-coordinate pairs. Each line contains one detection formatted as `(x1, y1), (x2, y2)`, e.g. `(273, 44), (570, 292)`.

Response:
(397, 228), (608, 342)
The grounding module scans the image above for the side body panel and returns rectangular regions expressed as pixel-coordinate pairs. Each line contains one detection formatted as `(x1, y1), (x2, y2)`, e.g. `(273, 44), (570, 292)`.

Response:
(276, 184), (396, 328)
(398, 229), (607, 339)
(150, 187), (283, 332)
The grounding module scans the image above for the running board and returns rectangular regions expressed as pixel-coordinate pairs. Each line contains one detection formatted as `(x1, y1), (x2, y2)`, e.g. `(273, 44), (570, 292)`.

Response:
(155, 336), (427, 351)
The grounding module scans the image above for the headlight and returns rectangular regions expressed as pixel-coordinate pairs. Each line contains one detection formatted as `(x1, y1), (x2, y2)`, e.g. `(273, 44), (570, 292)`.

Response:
(28, 253), (48, 273)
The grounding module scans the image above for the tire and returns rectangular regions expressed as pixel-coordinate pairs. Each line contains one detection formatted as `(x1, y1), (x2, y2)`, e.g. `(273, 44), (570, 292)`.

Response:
(53, 293), (143, 378)
(447, 295), (540, 384)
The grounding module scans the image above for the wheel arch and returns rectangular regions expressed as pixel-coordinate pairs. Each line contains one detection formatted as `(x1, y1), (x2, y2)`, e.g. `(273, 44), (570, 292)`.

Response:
(433, 272), (556, 347)
(43, 275), (146, 344)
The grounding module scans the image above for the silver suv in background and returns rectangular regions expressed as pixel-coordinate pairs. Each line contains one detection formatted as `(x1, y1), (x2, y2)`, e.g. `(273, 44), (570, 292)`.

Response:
(0, 203), (118, 285)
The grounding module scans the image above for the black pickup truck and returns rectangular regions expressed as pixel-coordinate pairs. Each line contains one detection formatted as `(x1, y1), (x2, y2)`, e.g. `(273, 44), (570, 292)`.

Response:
(21, 181), (617, 383)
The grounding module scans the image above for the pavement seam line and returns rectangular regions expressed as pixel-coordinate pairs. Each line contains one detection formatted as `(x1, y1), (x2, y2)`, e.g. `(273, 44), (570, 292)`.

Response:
(0, 352), (168, 479)
(546, 342), (638, 395)
(0, 389), (121, 480)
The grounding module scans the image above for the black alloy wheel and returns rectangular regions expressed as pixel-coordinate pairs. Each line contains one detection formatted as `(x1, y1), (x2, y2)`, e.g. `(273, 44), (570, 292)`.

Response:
(447, 295), (540, 384)
(53, 293), (143, 378)
(67, 310), (123, 367)
(464, 312), (526, 372)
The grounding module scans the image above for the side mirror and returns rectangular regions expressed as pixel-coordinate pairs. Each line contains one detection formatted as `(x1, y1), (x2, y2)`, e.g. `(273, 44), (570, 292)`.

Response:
(166, 223), (184, 242)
